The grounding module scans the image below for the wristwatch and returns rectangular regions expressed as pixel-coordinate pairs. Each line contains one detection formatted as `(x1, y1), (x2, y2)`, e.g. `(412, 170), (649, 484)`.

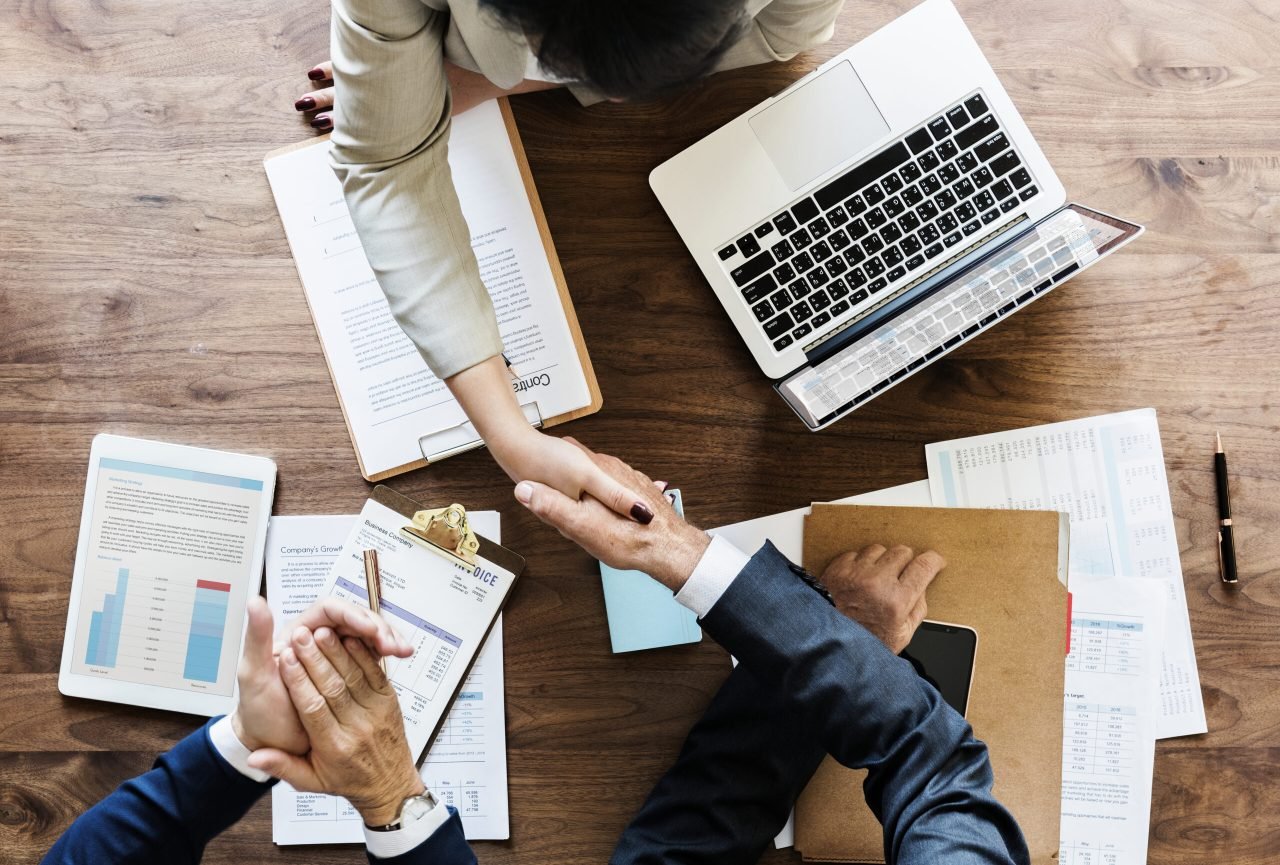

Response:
(364, 789), (439, 832)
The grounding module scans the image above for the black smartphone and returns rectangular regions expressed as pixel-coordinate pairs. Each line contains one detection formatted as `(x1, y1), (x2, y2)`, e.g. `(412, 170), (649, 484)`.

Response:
(900, 620), (979, 716)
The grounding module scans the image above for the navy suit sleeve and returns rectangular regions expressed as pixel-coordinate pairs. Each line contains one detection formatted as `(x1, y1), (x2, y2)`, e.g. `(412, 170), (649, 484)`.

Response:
(617, 542), (1030, 865)
(41, 718), (272, 865)
(366, 807), (477, 865)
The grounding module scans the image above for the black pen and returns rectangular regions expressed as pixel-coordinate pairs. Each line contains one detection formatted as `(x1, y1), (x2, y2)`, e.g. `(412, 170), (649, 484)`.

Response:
(1215, 432), (1238, 584)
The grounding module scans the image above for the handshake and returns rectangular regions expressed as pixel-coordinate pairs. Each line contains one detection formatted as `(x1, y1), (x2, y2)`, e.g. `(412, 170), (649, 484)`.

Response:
(230, 442), (945, 827)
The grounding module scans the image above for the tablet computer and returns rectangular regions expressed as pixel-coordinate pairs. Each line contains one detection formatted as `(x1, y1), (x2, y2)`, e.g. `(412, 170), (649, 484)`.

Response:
(58, 434), (277, 717)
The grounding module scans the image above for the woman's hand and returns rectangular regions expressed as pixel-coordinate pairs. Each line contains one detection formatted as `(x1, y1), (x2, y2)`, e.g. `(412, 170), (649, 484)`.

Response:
(500, 432), (662, 524)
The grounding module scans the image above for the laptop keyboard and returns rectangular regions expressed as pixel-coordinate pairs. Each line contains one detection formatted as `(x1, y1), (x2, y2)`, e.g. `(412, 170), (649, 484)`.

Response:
(778, 208), (1098, 428)
(717, 91), (1040, 353)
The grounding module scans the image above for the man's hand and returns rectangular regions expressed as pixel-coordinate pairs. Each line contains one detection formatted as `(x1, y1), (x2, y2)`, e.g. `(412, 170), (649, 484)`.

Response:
(821, 545), (946, 654)
(247, 627), (425, 827)
(230, 597), (414, 754)
(514, 439), (710, 591)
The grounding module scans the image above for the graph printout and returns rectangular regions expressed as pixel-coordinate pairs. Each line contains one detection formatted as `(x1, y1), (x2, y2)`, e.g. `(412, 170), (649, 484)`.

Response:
(926, 409), (1207, 738)
(70, 458), (266, 697)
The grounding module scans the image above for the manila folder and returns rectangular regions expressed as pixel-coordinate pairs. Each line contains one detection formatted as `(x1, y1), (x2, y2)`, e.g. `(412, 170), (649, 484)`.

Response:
(794, 504), (1067, 864)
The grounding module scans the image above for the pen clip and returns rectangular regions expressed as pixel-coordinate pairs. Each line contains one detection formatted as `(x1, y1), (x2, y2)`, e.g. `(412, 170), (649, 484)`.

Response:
(401, 504), (480, 572)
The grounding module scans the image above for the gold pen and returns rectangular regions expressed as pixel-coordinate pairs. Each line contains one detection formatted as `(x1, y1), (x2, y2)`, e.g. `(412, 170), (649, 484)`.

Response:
(362, 549), (388, 674)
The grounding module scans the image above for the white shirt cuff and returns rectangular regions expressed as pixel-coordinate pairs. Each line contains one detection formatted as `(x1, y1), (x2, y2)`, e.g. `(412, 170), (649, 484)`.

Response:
(674, 534), (751, 618)
(208, 715), (272, 784)
(364, 797), (453, 859)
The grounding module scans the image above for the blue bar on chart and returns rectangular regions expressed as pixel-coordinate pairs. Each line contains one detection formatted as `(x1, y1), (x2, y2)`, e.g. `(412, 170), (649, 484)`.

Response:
(85, 568), (129, 668)
(183, 579), (231, 683)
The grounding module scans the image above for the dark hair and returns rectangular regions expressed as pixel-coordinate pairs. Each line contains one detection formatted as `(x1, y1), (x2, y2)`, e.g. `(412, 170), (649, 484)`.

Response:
(480, 0), (749, 100)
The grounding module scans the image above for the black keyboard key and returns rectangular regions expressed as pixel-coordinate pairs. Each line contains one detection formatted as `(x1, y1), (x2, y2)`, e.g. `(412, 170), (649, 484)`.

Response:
(792, 322), (813, 340)
(883, 196), (905, 218)
(737, 234), (760, 257)
(906, 127), (933, 154)
(928, 117), (951, 141)
(971, 166), (994, 189)
(965, 93), (989, 118)
(843, 246), (866, 267)
(881, 173), (904, 194)
(847, 218), (868, 240)
(962, 220), (981, 236)
(943, 231), (962, 247)
(756, 222), (773, 238)
(998, 301), (1016, 315)
(847, 266), (866, 287)
(992, 179), (1014, 201)
(999, 197), (1019, 213)
(946, 104), (969, 129)
(868, 277), (888, 294)
(826, 256), (847, 278)
(812, 311), (832, 328)
(772, 262), (796, 284)
(1019, 185), (1039, 202)
(771, 238), (794, 259)
(807, 268), (830, 289)
(981, 313), (997, 326)
(956, 201), (977, 222)
(773, 334), (793, 350)
(865, 207), (887, 229)
(938, 163), (961, 184)
(810, 290), (832, 312)
(981, 209), (1001, 224)
(919, 174), (942, 196)
(963, 324), (979, 337)
(731, 251), (775, 286)
(880, 223), (903, 245)
(954, 178), (975, 200)
(864, 184), (886, 206)
(809, 217), (831, 239)
(828, 277), (850, 299)
(906, 254), (924, 270)
(790, 279), (811, 300)
(773, 212), (797, 234)
(793, 251), (815, 274)
(901, 235), (923, 256)
(955, 114), (997, 150)
(751, 300), (773, 321)
(846, 193), (867, 215)
(899, 212), (921, 233)
(956, 152), (979, 173)
(741, 273), (776, 303)
(769, 288), (791, 308)
(907, 358), (925, 371)
(919, 224), (940, 245)
(937, 140), (959, 161)
(973, 190), (996, 212)
(830, 299), (851, 317)
(828, 229), (851, 252)
(937, 213), (959, 233)
(974, 133), (1010, 163)
(793, 300), (814, 322)
(864, 257), (885, 277)
(990, 150), (1021, 177)
(918, 200), (939, 221)
(718, 245), (736, 261)
(851, 287), (869, 303)
(926, 346), (945, 359)
(919, 151), (940, 172)
(883, 246), (904, 267)
(811, 240), (833, 263)
(827, 205), (849, 228)
(792, 197), (820, 224)
(944, 335), (962, 348)
(763, 312), (794, 338)
(900, 163), (922, 184)
(924, 242), (944, 259)
(1010, 168), (1032, 189)
(812, 141), (910, 210)
(790, 227), (813, 250)
(887, 265), (907, 282)
(1035, 279), (1053, 294)
(1017, 290), (1034, 304)
(901, 185), (924, 207)
(862, 234), (885, 255)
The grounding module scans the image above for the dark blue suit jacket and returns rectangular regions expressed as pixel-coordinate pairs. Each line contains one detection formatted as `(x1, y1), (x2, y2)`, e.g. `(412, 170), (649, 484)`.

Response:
(44, 542), (1026, 865)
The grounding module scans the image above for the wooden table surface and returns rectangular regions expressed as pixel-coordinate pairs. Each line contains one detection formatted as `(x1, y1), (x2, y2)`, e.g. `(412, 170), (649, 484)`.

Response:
(3, 0), (1278, 862)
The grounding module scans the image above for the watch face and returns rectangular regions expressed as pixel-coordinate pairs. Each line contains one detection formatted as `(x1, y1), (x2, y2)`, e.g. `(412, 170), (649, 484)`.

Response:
(402, 792), (437, 823)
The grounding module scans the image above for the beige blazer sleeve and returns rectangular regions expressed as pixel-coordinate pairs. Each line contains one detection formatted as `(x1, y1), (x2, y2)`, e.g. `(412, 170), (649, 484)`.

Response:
(328, 0), (504, 381)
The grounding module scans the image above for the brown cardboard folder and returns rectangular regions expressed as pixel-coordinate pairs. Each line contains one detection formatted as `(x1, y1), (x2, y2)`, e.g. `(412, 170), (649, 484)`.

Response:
(795, 504), (1069, 864)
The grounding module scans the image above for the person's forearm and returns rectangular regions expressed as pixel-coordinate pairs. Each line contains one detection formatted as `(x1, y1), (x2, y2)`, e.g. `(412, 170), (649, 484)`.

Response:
(446, 355), (537, 476)
(699, 543), (1029, 865)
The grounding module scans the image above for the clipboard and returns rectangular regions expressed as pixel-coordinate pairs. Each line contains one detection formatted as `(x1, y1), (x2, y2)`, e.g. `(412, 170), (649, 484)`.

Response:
(265, 98), (603, 482)
(368, 485), (525, 760)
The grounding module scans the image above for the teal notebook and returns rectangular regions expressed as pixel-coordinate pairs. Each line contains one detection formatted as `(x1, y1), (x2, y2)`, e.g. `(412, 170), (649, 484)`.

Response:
(599, 489), (702, 653)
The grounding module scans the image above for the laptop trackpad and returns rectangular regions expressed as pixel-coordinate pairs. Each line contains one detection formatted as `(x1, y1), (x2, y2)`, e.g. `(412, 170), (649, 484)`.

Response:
(750, 61), (890, 191)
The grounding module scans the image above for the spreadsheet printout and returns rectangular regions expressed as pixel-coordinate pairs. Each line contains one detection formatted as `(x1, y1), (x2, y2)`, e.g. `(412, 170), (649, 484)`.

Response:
(925, 409), (1206, 738)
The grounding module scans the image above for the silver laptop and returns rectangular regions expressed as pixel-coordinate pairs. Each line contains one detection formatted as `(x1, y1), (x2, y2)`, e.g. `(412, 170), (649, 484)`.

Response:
(650, 0), (1142, 430)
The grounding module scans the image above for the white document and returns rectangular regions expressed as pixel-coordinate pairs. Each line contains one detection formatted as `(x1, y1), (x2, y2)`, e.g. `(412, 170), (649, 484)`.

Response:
(711, 479), (934, 849)
(925, 409), (1206, 738)
(264, 100), (592, 477)
(1060, 578), (1165, 865)
(264, 512), (510, 843)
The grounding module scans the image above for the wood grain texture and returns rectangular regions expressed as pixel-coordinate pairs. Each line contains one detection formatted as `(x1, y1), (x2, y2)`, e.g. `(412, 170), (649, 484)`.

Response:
(2, 0), (1277, 862)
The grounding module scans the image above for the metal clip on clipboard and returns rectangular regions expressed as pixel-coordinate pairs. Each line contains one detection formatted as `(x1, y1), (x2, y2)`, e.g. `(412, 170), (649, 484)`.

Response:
(401, 503), (481, 572)
(417, 400), (544, 464)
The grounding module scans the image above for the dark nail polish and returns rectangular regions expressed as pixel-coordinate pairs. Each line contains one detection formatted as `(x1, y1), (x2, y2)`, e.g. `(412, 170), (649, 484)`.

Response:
(308, 67), (326, 81)
(294, 97), (315, 111)
(310, 117), (332, 130)
(631, 502), (655, 525)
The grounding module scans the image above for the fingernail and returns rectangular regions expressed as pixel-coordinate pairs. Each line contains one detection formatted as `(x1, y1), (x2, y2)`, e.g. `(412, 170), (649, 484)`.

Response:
(655, 480), (670, 492)
(631, 502), (655, 524)
(294, 97), (315, 111)
(282, 648), (299, 666)
(514, 481), (534, 505)
(308, 67), (326, 81)
(310, 117), (332, 130)
(316, 627), (333, 644)
(294, 628), (313, 646)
